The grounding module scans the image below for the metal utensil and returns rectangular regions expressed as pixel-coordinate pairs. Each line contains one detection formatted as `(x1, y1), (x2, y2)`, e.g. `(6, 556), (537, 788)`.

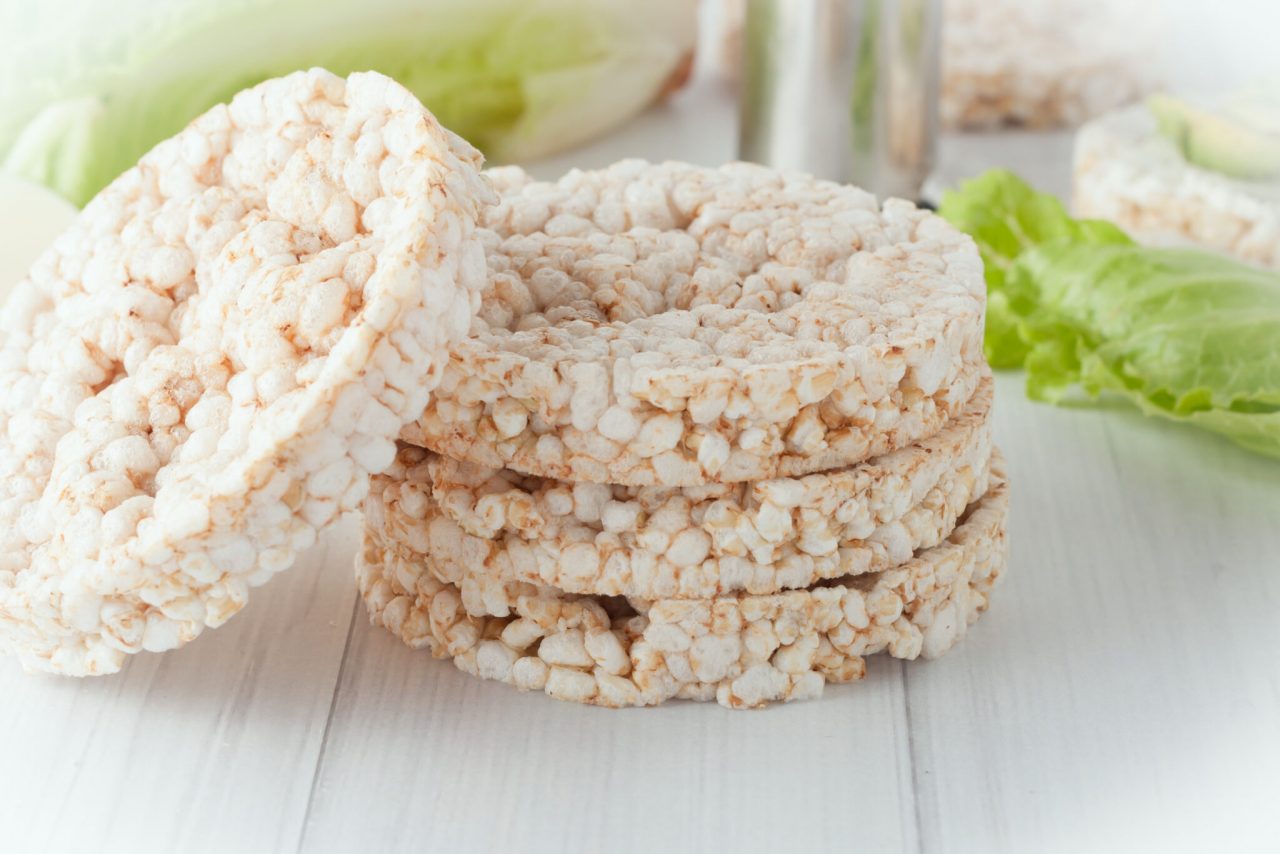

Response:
(739, 0), (942, 200)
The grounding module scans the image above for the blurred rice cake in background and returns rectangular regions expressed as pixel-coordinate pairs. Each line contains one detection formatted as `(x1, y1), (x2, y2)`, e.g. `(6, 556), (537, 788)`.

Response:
(1074, 92), (1280, 268)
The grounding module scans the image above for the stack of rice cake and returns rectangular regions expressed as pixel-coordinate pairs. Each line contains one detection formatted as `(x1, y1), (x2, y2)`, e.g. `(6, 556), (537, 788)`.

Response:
(0, 72), (1006, 700)
(360, 160), (1009, 708)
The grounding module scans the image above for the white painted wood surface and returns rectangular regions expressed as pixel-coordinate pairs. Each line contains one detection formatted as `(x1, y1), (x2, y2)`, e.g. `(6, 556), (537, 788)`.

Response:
(2, 80), (1279, 854)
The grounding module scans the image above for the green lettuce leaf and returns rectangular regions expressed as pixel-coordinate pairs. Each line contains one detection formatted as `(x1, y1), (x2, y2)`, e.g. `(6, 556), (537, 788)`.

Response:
(938, 169), (1130, 367)
(941, 169), (1280, 459)
(0, 0), (694, 206)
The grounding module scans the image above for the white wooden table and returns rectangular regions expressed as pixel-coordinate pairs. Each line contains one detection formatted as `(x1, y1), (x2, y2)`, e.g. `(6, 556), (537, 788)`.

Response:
(2, 80), (1278, 854)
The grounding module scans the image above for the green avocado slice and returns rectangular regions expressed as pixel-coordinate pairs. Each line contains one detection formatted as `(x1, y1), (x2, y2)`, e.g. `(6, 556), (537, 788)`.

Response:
(1148, 93), (1280, 181)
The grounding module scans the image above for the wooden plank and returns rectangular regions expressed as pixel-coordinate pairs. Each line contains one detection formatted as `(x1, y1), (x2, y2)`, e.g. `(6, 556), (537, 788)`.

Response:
(906, 374), (1280, 852)
(299, 622), (920, 854)
(0, 523), (360, 854)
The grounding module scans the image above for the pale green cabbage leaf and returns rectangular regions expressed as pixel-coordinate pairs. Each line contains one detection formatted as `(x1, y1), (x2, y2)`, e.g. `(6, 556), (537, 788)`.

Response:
(940, 169), (1280, 459)
(0, 0), (695, 206)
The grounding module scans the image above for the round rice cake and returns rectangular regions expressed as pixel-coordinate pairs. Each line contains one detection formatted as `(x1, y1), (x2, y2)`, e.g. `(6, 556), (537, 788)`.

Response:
(402, 159), (987, 486)
(373, 375), (993, 600)
(941, 0), (1159, 130)
(1073, 104), (1280, 269)
(0, 69), (492, 676)
(359, 453), (1009, 708)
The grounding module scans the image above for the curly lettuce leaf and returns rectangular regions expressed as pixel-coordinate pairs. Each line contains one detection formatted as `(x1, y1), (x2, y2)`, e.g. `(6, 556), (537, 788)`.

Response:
(941, 169), (1280, 459)
(0, 0), (695, 206)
